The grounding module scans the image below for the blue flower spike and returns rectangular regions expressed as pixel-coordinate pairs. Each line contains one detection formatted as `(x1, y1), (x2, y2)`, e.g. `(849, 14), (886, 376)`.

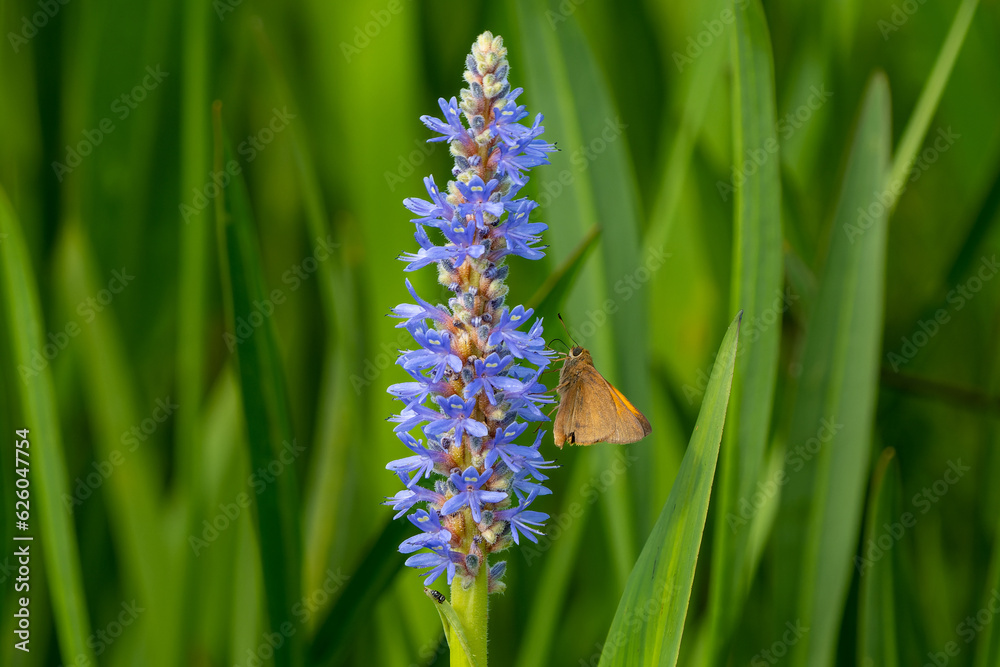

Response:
(383, 31), (557, 600)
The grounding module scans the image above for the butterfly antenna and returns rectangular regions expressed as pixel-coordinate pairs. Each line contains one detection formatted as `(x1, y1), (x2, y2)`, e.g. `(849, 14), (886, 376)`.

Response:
(546, 338), (569, 353)
(557, 313), (580, 347)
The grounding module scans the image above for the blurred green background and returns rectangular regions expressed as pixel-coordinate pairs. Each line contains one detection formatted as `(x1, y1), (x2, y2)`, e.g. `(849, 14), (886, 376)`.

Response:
(1, 0), (1000, 665)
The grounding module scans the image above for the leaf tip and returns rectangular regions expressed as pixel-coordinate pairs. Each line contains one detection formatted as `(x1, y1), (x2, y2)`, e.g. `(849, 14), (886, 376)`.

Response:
(425, 587), (446, 604)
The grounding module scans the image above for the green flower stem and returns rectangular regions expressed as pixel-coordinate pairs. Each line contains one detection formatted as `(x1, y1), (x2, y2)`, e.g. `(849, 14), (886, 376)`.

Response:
(450, 567), (488, 667)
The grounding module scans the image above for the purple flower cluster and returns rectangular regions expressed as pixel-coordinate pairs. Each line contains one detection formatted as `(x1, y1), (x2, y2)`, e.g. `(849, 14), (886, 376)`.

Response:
(384, 31), (557, 593)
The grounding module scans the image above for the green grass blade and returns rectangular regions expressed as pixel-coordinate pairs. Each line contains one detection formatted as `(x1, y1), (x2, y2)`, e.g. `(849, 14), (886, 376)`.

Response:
(299, 0), (422, 572)
(213, 104), (302, 667)
(551, 14), (656, 557)
(0, 186), (96, 666)
(975, 517), (1000, 667)
(553, 8), (649, 406)
(189, 368), (245, 659)
(887, 0), (979, 205)
(307, 518), (410, 666)
(251, 19), (341, 322)
(54, 222), (175, 667)
(858, 447), (900, 667)
(510, 7), (639, 660)
(598, 311), (742, 667)
(975, 335), (1000, 667)
(175, 0), (213, 646)
(514, 0), (639, 615)
(301, 345), (357, 609)
(527, 225), (601, 317)
(706, 0), (783, 661)
(643, 0), (728, 253)
(250, 21), (363, 600)
(513, 453), (596, 667)
(772, 73), (892, 667)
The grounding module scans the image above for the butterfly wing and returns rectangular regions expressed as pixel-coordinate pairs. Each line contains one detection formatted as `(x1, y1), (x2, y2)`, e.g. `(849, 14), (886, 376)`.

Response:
(554, 363), (651, 447)
(603, 382), (652, 444)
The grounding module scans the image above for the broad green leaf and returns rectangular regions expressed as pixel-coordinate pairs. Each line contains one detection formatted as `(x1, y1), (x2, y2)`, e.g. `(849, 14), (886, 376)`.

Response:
(706, 1), (783, 662)
(772, 73), (892, 667)
(598, 311), (741, 667)
(0, 186), (96, 666)
(214, 105), (302, 667)
(858, 447), (900, 667)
